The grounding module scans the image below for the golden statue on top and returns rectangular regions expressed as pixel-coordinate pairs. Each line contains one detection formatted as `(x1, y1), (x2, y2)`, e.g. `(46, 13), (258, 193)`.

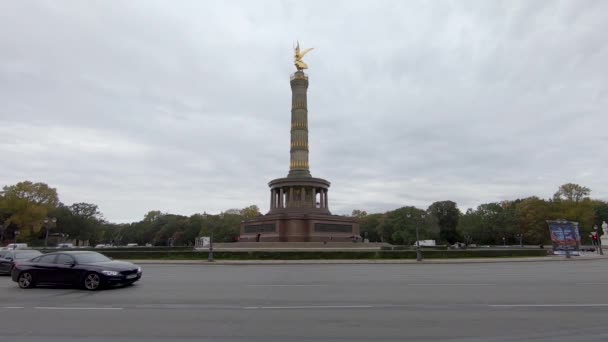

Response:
(294, 41), (313, 71)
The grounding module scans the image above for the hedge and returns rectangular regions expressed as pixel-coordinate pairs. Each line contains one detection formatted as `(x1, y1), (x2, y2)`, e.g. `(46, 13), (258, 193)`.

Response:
(95, 249), (548, 260)
(38, 246), (194, 253)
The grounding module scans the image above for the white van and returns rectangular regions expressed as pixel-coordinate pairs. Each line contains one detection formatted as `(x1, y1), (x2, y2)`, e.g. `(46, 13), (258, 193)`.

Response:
(4, 243), (28, 250)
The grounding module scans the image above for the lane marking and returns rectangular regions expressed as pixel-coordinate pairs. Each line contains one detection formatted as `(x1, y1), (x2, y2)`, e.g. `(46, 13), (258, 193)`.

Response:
(3, 307), (24, 309)
(576, 282), (608, 285)
(244, 305), (374, 310)
(408, 283), (495, 286)
(489, 304), (608, 308)
(246, 284), (328, 287)
(34, 307), (124, 310)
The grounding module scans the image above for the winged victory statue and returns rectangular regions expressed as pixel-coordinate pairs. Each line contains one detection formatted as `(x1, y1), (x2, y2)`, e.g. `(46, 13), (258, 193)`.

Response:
(294, 41), (314, 71)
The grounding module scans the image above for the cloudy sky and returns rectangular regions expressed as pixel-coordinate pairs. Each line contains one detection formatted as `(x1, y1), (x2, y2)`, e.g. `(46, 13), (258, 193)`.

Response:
(1, 0), (606, 222)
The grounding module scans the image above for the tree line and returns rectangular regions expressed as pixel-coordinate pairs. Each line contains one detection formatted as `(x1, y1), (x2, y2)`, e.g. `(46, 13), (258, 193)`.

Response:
(0, 181), (260, 246)
(1, 181), (606, 247)
(356, 183), (608, 246)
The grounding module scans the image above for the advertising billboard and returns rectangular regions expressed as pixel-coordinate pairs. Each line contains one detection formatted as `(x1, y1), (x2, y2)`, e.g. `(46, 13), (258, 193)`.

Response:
(547, 220), (580, 256)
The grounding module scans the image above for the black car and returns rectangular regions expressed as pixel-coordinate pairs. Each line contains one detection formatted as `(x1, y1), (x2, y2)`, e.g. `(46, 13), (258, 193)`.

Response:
(11, 251), (142, 290)
(0, 249), (42, 275)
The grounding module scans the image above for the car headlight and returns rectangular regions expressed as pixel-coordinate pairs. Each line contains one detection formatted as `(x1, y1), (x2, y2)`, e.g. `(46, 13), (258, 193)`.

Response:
(137, 267), (142, 273)
(102, 270), (119, 276)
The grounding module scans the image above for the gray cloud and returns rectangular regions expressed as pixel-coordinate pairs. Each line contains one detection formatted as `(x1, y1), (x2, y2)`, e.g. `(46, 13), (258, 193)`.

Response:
(1, 0), (606, 222)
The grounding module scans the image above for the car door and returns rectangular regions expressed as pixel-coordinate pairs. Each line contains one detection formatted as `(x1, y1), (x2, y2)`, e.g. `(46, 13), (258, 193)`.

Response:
(0, 251), (11, 273)
(31, 254), (58, 283)
(52, 254), (80, 284)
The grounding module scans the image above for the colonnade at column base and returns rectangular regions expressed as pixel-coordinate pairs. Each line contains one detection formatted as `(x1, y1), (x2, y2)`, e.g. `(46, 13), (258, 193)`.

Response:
(239, 212), (360, 243)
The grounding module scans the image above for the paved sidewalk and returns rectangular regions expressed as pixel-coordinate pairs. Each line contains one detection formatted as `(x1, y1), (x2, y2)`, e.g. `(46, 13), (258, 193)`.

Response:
(128, 254), (608, 265)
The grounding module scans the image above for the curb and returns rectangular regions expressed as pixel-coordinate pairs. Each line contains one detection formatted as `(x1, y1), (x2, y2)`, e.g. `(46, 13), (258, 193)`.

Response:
(126, 256), (608, 265)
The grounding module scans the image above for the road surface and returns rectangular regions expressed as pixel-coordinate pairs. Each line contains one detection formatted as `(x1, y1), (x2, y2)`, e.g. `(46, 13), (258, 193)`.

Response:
(1, 260), (608, 341)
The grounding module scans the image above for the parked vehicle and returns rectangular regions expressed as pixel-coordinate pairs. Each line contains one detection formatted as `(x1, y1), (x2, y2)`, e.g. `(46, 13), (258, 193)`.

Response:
(11, 251), (142, 290)
(126, 243), (138, 247)
(2, 243), (29, 250)
(0, 250), (42, 275)
(57, 243), (75, 249)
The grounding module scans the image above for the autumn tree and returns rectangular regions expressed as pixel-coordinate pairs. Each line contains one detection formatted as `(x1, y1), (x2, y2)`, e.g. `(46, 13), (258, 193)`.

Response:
(0, 181), (59, 240)
(241, 205), (261, 218)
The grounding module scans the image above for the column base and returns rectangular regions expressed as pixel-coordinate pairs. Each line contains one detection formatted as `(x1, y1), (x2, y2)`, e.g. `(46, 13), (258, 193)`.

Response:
(288, 169), (311, 178)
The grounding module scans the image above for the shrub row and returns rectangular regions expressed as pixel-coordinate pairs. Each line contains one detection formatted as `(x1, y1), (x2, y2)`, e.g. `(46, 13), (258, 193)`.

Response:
(97, 249), (547, 260)
(381, 245), (449, 251)
(38, 246), (194, 253)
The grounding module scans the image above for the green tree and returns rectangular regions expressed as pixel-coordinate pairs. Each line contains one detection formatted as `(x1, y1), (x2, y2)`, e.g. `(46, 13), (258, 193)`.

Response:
(553, 183), (591, 202)
(359, 213), (381, 242)
(457, 202), (518, 245)
(514, 197), (551, 245)
(457, 208), (484, 244)
(427, 201), (460, 244)
(378, 207), (429, 245)
(69, 203), (102, 220)
(351, 209), (368, 218)
(593, 201), (608, 237)
(143, 210), (163, 222)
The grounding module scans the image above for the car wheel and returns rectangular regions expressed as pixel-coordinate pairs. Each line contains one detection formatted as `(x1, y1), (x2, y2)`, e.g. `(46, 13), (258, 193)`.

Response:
(18, 272), (35, 289)
(83, 272), (103, 291)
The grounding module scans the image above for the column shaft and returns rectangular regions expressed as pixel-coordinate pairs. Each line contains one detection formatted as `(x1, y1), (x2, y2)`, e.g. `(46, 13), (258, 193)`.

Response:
(320, 190), (324, 208)
(270, 189), (274, 209)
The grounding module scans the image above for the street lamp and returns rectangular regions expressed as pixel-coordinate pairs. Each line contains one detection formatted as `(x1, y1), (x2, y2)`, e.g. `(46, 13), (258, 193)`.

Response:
(208, 228), (214, 262)
(464, 235), (472, 248)
(515, 233), (523, 248)
(406, 213), (425, 262)
(201, 212), (215, 262)
(44, 217), (57, 247)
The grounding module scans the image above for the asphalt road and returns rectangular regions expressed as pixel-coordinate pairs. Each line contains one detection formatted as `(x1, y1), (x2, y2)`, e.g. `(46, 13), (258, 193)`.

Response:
(2, 260), (608, 341)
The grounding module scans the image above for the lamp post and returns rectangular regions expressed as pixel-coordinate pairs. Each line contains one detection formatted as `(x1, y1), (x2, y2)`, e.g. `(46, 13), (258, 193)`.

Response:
(208, 229), (214, 262)
(464, 235), (472, 248)
(406, 212), (425, 262)
(203, 211), (224, 262)
(515, 233), (523, 248)
(44, 217), (57, 247)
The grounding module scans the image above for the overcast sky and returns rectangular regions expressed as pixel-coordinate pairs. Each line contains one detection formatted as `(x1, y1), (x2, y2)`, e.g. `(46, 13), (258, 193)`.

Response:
(1, 0), (606, 222)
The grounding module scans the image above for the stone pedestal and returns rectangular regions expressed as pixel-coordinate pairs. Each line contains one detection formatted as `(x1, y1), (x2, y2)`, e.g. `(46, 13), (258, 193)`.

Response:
(240, 212), (359, 242)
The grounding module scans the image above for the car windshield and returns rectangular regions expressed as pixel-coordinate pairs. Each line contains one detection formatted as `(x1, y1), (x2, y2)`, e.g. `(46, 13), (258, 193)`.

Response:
(74, 253), (111, 264)
(14, 251), (42, 260)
